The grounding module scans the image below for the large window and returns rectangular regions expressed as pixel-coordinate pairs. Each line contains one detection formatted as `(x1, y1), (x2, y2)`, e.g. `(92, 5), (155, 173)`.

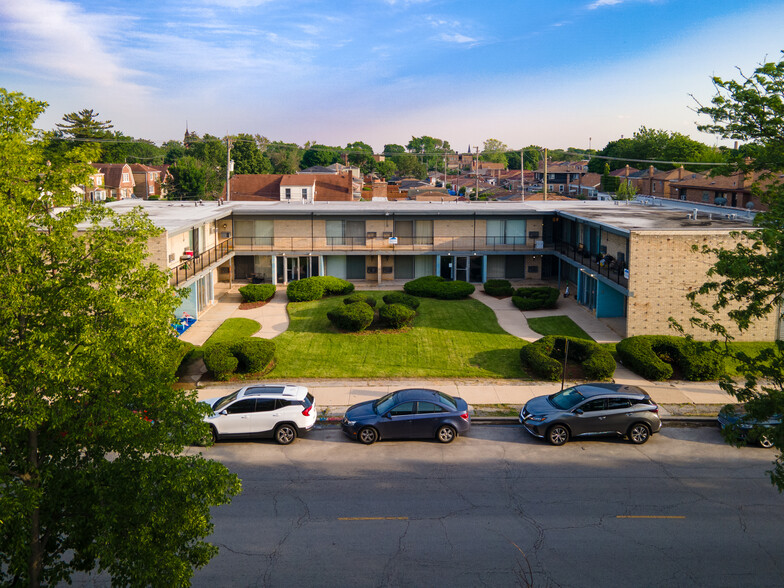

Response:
(486, 219), (525, 246)
(234, 219), (273, 247)
(394, 220), (433, 245)
(326, 220), (365, 246)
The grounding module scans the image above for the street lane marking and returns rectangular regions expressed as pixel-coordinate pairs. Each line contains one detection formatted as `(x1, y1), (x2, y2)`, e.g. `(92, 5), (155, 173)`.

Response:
(338, 517), (409, 521)
(616, 515), (685, 519)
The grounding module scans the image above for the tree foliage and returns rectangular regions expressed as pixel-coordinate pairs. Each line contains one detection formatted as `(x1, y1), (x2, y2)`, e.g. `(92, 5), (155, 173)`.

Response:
(170, 155), (208, 199)
(680, 53), (784, 490)
(56, 108), (113, 139)
(231, 133), (272, 175)
(301, 144), (341, 168)
(481, 138), (508, 167)
(0, 89), (241, 586)
(406, 135), (451, 169)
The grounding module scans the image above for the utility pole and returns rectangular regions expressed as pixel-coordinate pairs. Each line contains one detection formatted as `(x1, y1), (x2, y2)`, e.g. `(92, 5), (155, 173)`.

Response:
(475, 145), (479, 200)
(225, 135), (233, 202)
(543, 147), (548, 201)
(521, 147), (525, 201)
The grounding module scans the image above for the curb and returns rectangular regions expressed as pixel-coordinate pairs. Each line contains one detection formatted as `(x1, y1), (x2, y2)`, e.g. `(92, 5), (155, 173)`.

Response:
(318, 415), (718, 426)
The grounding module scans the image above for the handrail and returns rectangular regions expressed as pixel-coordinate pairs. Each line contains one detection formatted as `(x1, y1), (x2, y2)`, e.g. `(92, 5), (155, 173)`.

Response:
(556, 242), (628, 288)
(171, 238), (234, 286)
(231, 235), (544, 252)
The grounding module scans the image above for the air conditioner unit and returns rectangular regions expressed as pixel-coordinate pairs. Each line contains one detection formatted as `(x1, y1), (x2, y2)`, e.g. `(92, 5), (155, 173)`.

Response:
(535, 240), (544, 249)
(220, 231), (231, 238)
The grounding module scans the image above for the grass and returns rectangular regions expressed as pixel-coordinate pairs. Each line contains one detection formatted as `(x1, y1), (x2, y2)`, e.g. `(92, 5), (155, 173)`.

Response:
(268, 291), (529, 379)
(722, 342), (778, 378)
(527, 315), (593, 340)
(204, 318), (260, 346)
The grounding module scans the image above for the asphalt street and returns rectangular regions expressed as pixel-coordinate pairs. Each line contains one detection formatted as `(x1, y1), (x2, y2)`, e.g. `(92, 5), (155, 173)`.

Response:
(186, 425), (784, 588)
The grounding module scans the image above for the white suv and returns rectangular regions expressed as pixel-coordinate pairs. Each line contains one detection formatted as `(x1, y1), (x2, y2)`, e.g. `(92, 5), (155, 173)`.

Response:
(202, 385), (316, 445)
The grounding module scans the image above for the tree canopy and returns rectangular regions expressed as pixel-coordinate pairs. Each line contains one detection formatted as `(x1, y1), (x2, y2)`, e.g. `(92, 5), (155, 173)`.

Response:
(56, 108), (113, 139)
(481, 138), (508, 167)
(680, 53), (784, 490)
(0, 89), (240, 586)
(231, 133), (272, 175)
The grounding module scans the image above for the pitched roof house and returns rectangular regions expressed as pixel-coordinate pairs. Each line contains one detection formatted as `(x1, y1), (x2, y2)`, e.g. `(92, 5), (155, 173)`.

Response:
(226, 173), (354, 202)
(90, 163), (135, 200)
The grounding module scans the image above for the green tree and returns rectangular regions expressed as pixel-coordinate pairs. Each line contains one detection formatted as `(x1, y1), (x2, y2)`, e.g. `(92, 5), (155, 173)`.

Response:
(345, 141), (375, 172)
(680, 53), (784, 490)
(390, 153), (427, 179)
(186, 133), (227, 197)
(301, 144), (341, 168)
(481, 138), (508, 167)
(101, 133), (165, 165)
(601, 162), (620, 193)
(170, 155), (208, 199)
(505, 151), (522, 170)
(0, 89), (240, 586)
(522, 145), (542, 170)
(265, 141), (302, 174)
(374, 159), (397, 179)
(615, 180), (638, 200)
(383, 144), (406, 156)
(406, 136), (451, 169)
(232, 133), (272, 174)
(163, 140), (186, 164)
(56, 108), (113, 139)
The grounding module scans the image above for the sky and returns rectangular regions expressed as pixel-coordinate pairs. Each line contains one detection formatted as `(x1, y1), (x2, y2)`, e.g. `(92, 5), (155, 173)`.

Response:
(1, 0), (783, 153)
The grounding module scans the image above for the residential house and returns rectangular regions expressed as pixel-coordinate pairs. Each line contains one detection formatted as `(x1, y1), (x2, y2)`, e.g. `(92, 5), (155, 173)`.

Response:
(668, 170), (778, 211)
(629, 166), (704, 198)
(534, 161), (589, 194)
(90, 163), (135, 200)
(225, 173), (354, 202)
(130, 163), (171, 199)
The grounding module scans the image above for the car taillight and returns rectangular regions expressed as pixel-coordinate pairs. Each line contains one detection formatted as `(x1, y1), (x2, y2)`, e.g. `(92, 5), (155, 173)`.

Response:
(302, 405), (312, 417)
(459, 412), (469, 421)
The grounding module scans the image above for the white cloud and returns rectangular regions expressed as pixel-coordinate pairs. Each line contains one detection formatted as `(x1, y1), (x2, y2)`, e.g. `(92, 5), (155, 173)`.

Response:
(439, 32), (477, 44)
(587, 0), (626, 9)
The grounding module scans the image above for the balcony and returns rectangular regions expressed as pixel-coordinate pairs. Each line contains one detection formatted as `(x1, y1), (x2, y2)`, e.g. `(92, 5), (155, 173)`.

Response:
(171, 239), (234, 286)
(231, 235), (542, 253)
(556, 243), (629, 288)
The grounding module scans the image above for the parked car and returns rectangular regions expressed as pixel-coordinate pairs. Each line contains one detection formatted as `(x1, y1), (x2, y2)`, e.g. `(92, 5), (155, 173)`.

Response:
(519, 383), (661, 446)
(718, 404), (780, 448)
(342, 388), (470, 444)
(201, 385), (316, 445)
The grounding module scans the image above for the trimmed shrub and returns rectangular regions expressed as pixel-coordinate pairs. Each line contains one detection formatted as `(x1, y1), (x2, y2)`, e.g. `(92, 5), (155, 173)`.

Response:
(238, 283), (276, 303)
(327, 301), (374, 332)
(344, 292), (377, 307)
(315, 276), (355, 296)
(231, 338), (275, 373)
(616, 335), (724, 381)
(203, 342), (239, 381)
(520, 336), (615, 381)
(512, 286), (559, 311)
(287, 277), (325, 302)
(382, 291), (421, 310)
(483, 279), (514, 297)
(379, 303), (416, 329)
(404, 275), (475, 299)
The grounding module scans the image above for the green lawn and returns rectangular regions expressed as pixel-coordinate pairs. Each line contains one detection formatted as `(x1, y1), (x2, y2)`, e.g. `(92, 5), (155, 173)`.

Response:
(204, 318), (260, 346)
(527, 315), (593, 340)
(723, 342), (778, 377)
(268, 291), (529, 379)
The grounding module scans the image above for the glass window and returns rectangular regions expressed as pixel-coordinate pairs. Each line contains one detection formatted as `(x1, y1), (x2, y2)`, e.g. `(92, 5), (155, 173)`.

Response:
(436, 392), (458, 411)
(581, 399), (606, 412)
(212, 390), (240, 412)
(417, 402), (445, 414)
(225, 398), (256, 414)
(326, 220), (344, 245)
(607, 398), (632, 410)
(302, 188), (307, 199)
(549, 387), (585, 410)
(255, 399), (276, 412)
(374, 392), (397, 415)
(389, 402), (415, 416)
(414, 220), (433, 244)
(285, 188), (291, 199)
(702, 191), (710, 202)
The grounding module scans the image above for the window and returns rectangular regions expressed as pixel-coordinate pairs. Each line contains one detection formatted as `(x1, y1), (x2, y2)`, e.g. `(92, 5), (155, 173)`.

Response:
(394, 220), (433, 245)
(417, 402), (445, 414)
(702, 191), (710, 202)
(487, 219), (525, 246)
(148, 183), (155, 194)
(234, 219), (273, 246)
(302, 188), (307, 199)
(581, 399), (606, 412)
(389, 402), (415, 416)
(255, 399), (276, 412)
(96, 176), (103, 186)
(122, 173), (130, 182)
(652, 183), (656, 193)
(285, 188), (291, 199)
(226, 399), (256, 414)
(607, 398), (632, 410)
(679, 192), (687, 201)
(326, 219), (365, 245)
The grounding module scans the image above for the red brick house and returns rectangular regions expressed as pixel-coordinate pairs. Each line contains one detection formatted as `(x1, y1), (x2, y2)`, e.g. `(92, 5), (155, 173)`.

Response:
(130, 163), (171, 199)
(90, 163), (135, 200)
(668, 170), (778, 210)
(225, 173), (354, 202)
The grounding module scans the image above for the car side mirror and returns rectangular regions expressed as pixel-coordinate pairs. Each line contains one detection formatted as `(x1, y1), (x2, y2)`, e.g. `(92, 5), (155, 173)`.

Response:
(384, 413), (393, 419)
(573, 409), (584, 415)
(220, 410), (228, 416)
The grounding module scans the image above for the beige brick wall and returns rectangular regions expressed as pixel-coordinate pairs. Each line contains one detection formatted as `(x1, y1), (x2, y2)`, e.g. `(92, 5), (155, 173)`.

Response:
(602, 232), (628, 260)
(627, 231), (777, 342)
(146, 233), (169, 268)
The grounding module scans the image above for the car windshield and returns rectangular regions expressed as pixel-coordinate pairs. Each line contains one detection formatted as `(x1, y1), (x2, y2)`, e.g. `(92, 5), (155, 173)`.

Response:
(373, 392), (398, 415)
(548, 388), (586, 410)
(436, 391), (458, 411)
(212, 390), (240, 412)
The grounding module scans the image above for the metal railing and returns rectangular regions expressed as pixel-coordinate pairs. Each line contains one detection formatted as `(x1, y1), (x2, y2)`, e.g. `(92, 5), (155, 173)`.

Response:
(171, 239), (234, 286)
(557, 242), (628, 288)
(231, 235), (541, 252)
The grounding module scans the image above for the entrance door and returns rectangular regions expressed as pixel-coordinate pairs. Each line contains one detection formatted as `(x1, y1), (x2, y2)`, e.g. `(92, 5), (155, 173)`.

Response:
(455, 257), (468, 282)
(440, 256), (453, 280)
(469, 256), (483, 282)
(395, 256), (414, 280)
(346, 256), (365, 280)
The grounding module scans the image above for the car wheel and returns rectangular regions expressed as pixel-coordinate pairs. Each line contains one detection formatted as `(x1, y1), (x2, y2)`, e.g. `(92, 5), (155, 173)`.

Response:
(759, 434), (774, 448)
(547, 425), (569, 446)
(275, 424), (297, 445)
(358, 427), (378, 445)
(628, 423), (651, 445)
(207, 426), (218, 445)
(436, 425), (456, 444)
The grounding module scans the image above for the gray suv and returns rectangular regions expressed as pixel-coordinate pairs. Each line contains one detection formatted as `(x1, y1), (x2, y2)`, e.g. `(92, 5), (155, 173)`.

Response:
(519, 383), (661, 446)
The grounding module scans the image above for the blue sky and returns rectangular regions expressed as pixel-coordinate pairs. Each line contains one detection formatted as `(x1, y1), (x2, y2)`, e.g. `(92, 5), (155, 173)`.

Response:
(1, 0), (783, 153)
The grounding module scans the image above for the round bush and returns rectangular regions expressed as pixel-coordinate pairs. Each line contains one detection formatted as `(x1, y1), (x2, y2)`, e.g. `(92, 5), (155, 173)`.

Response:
(404, 276), (475, 299)
(616, 335), (724, 381)
(315, 276), (355, 296)
(382, 292), (421, 310)
(483, 279), (514, 296)
(520, 336), (615, 381)
(287, 277), (325, 302)
(203, 342), (239, 381)
(327, 301), (374, 332)
(379, 303), (416, 329)
(511, 286), (559, 311)
(238, 283), (276, 303)
(344, 292), (377, 307)
(231, 338), (275, 374)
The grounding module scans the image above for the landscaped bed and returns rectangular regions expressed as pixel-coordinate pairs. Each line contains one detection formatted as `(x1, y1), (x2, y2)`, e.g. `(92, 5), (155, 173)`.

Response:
(268, 291), (530, 379)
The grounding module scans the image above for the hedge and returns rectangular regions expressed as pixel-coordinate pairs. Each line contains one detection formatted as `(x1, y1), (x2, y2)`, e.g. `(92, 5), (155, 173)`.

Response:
(327, 301), (374, 332)
(382, 292), (421, 310)
(616, 335), (724, 381)
(403, 275), (475, 299)
(238, 283), (276, 303)
(379, 303), (416, 329)
(287, 276), (354, 302)
(483, 279), (514, 297)
(520, 335), (615, 381)
(203, 338), (276, 380)
(511, 286), (559, 311)
(344, 292), (377, 307)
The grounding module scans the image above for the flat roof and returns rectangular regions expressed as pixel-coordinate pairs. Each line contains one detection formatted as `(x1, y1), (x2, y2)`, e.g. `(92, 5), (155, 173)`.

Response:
(103, 198), (755, 234)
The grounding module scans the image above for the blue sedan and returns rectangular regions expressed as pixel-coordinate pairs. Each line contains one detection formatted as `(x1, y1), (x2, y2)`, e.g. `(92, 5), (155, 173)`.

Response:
(341, 388), (471, 444)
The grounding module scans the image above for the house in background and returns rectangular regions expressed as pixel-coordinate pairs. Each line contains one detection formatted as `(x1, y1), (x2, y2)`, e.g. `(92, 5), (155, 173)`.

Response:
(668, 170), (778, 211)
(130, 163), (171, 199)
(226, 173), (354, 202)
(629, 166), (704, 198)
(90, 163), (135, 200)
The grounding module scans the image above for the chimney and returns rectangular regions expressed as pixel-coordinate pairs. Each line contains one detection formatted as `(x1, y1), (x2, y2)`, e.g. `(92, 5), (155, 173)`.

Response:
(648, 165), (654, 178)
(678, 165), (684, 180)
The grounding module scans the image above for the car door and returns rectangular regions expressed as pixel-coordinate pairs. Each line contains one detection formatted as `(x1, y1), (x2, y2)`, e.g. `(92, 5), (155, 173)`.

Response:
(219, 398), (257, 435)
(378, 401), (416, 439)
(570, 398), (607, 435)
(603, 397), (634, 434)
(412, 401), (447, 438)
(247, 398), (278, 436)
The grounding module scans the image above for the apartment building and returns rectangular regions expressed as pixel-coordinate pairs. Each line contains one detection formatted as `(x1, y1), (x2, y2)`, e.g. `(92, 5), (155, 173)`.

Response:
(105, 199), (779, 342)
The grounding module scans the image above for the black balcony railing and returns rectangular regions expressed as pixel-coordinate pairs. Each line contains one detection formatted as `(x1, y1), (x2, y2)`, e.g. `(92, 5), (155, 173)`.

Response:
(231, 235), (542, 252)
(557, 242), (628, 288)
(171, 239), (234, 286)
